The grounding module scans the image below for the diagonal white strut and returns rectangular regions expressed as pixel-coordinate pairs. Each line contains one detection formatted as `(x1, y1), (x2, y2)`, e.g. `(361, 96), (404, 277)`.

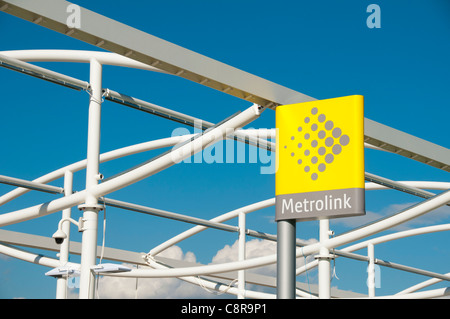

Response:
(0, 104), (263, 228)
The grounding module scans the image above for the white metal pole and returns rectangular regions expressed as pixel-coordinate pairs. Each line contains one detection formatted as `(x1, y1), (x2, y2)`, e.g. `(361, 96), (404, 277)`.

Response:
(238, 212), (246, 299)
(367, 243), (375, 298)
(318, 219), (331, 299)
(79, 58), (103, 299)
(56, 170), (73, 299)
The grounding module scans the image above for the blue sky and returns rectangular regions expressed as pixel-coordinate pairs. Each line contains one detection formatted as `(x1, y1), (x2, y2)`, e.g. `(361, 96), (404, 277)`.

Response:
(0, 0), (449, 298)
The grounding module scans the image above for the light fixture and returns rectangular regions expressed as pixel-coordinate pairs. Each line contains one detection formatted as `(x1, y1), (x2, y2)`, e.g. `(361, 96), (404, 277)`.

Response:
(45, 267), (80, 278)
(91, 263), (132, 274)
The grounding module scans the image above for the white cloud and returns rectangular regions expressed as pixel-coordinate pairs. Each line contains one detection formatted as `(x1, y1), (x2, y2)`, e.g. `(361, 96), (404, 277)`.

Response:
(212, 238), (318, 277)
(80, 237), (319, 298)
(211, 238), (278, 277)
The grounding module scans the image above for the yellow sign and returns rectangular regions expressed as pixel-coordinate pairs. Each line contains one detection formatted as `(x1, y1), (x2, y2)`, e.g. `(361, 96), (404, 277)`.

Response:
(275, 95), (365, 221)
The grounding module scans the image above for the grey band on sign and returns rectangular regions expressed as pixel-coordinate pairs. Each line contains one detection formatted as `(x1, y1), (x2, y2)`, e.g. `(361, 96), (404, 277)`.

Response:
(276, 188), (365, 222)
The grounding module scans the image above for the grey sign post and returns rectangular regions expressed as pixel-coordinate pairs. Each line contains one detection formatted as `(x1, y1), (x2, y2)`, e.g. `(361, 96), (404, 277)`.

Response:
(276, 219), (296, 299)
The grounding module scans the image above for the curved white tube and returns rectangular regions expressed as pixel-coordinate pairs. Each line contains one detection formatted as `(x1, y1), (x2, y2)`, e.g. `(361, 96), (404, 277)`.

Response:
(0, 242), (78, 270)
(0, 104), (261, 227)
(0, 240), (276, 298)
(2, 192), (449, 300)
(0, 50), (168, 73)
(145, 257), (276, 299)
(99, 189), (450, 278)
(149, 198), (275, 256)
(343, 223), (450, 253)
(0, 240), (278, 299)
(1, 181), (448, 279)
(343, 223), (450, 296)
(297, 223), (450, 276)
(2, 174), (446, 227)
(364, 287), (450, 299)
(4, 237), (447, 299)
(396, 273), (450, 295)
(0, 135), (195, 207)
(323, 190), (450, 249)
(2, 188), (448, 279)
(364, 181), (450, 191)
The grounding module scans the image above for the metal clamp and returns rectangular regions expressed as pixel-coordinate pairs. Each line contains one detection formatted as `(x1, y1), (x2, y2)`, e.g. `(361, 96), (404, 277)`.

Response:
(314, 253), (335, 261)
(77, 203), (104, 211)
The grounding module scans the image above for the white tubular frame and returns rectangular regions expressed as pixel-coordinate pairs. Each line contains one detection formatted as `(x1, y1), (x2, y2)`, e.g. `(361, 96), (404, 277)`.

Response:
(55, 171), (73, 299)
(0, 47), (449, 299)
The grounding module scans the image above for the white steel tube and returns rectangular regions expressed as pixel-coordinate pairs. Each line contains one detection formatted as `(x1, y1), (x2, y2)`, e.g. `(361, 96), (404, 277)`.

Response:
(3, 190), (448, 282)
(149, 198), (275, 256)
(109, 192), (450, 279)
(297, 223), (450, 277)
(344, 223), (450, 253)
(145, 257), (275, 299)
(318, 219), (331, 299)
(367, 287), (450, 299)
(238, 212), (246, 299)
(0, 50), (167, 73)
(104, 89), (214, 129)
(56, 171), (73, 299)
(0, 105), (261, 228)
(101, 197), (239, 233)
(364, 172), (449, 205)
(0, 53), (89, 90)
(321, 190), (450, 252)
(0, 240), (272, 299)
(0, 143), (446, 286)
(4, 191), (450, 282)
(396, 272), (450, 295)
(0, 135), (195, 208)
(0, 242), (77, 269)
(2, 188), (449, 281)
(0, 175), (64, 194)
(79, 58), (103, 299)
(92, 103), (262, 197)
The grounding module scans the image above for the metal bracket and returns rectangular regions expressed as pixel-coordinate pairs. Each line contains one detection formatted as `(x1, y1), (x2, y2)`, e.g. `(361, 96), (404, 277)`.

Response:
(77, 203), (104, 212)
(77, 217), (85, 232)
(314, 253), (335, 261)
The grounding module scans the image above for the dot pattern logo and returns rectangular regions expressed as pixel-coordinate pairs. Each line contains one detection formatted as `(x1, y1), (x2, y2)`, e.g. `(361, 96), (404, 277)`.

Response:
(282, 106), (350, 181)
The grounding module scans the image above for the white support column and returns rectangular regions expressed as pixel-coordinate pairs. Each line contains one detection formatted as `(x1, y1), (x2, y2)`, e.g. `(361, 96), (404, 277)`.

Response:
(238, 212), (246, 299)
(317, 219), (331, 299)
(367, 243), (376, 298)
(55, 170), (73, 299)
(78, 58), (103, 299)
